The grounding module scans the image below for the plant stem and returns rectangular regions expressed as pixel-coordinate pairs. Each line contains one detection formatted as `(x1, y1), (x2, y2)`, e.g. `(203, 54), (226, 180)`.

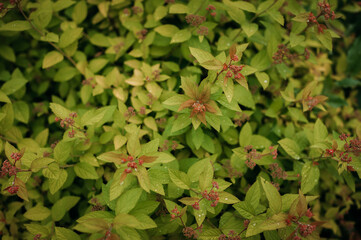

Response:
(232, 0), (278, 41)
(16, 2), (78, 69)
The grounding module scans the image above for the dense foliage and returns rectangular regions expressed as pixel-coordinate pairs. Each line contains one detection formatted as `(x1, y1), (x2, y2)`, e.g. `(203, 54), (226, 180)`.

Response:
(0, 0), (361, 239)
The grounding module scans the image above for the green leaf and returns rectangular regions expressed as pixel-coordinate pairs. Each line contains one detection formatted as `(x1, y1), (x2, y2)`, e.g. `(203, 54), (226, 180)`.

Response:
(234, 85), (255, 109)
(80, 106), (116, 126)
(154, 24), (179, 37)
(171, 114), (192, 132)
(189, 47), (223, 70)
(234, 1), (256, 12)
(24, 223), (49, 237)
(233, 201), (255, 218)
(59, 27), (83, 48)
(245, 180), (261, 210)
(218, 191), (240, 204)
(242, 22), (258, 37)
(239, 122), (252, 147)
(54, 66), (78, 82)
(42, 51), (64, 69)
(169, 3), (189, 14)
(127, 127), (141, 157)
(1, 72), (28, 95)
(49, 169), (68, 194)
(191, 127), (204, 149)
(245, 215), (267, 237)
(290, 33), (305, 47)
(54, 140), (72, 164)
(168, 168), (191, 189)
(0, 90), (11, 103)
(154, 5), (168, 21)
(30, 157), (55, 172)
(24, 205), (51, 221)
(74, 218), (109, 233)
(13, 101), (29, 123)
(278, 138), (301, 160)
(199, 160), (214, 190)
(171, 29), (191, 43)
(314, 118), (328, 143)
(301, 161), (320, 194)
(55, 227), (81, 240)
(40, 32), (59, 42)
(255, 72), (270, 89)
(51, 196), (80, 221)
(134, 165), (151, 193)
(42, 162), (60, 179)
(74, 162), (99, 179)
(72, 1), (87, 24)
(49, 103), (72, 120)
(132, 214), (157, 229)
(199, 229), (223, 240)
(260, 178), (282, 214)
(316, 30), (332, 51)
(113, 213), (141, 229)
(205, 112), (221, 132)
(116, 188), (143, 214)
(0, 21), (32, 31)
(288, 107), (308, 123)
(0, 45), (16, 62)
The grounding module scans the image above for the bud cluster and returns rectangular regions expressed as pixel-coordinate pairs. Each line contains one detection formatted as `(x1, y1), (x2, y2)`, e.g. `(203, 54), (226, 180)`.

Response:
(272, 44), (299, 64)
(0, 0), (17, 13)
(269, 163), (287, 180)
(121, 155), (143, 174)
(192, 181), (220, 210)
(170, 206), (180, 220)
(197, 26), (209, 36)
(55, 112), (78, 138)
(185, 14), (206, 27)
(159, 140), (179, 152)
(192, 101), (206, 114)
(206, 5), (216, 17)
(82, 77), (96, 88)
(325, 134), (361, 171)
(131, 6), (143, 15)
(305, 96), (321, 111)
(218, 230), (241, 240)
(286, 209), (317, 239)
(182, 226), (198, 239)
(244, 146), (261, 169)
(269, 146), (278, 159)
(318, 1), (336, 20)
(136, 29), (148, 40)
(33, 234), (41, 240)
(234, 112), (250, 127)
(298, 223), (317, 237)
(1, 160), (17, 177)
(307, 1), (335, 34)
(124, 106), (136, 119)
(201, 189), (220, 207)
(6, 185), (19, 194)
(147, 93), (155, 105)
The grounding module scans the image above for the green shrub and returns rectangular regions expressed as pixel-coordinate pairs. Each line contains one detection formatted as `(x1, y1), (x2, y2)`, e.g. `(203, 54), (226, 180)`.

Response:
(0, 0), (361, 239)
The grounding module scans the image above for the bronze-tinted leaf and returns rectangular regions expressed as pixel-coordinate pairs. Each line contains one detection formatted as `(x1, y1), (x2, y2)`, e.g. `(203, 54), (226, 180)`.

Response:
(178, 99), (195, 112)
(229, 43), (237, 58)
(139, 155), (158, 163)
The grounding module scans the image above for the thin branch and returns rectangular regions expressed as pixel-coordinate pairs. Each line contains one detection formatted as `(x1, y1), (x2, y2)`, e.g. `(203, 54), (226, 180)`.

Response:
(16, 2), (78, 68)
(232, 0), (278, 41)
(0, 135), (17, 144)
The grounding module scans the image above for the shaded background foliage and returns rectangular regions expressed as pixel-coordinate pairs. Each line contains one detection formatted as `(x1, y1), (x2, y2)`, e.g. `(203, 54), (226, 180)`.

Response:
(0, 0), (361, 239)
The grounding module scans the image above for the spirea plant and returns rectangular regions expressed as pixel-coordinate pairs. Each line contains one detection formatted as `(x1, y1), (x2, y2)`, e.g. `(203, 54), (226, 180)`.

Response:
(0, 0), (361, 239)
